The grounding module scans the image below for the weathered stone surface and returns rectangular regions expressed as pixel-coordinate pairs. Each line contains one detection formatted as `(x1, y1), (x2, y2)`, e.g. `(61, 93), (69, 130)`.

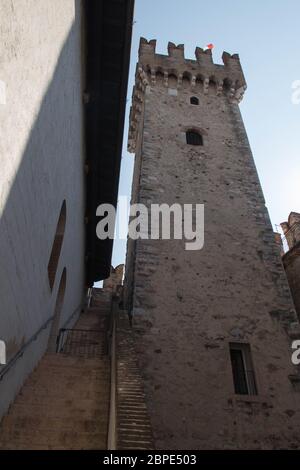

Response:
(124, 39), (300, 450)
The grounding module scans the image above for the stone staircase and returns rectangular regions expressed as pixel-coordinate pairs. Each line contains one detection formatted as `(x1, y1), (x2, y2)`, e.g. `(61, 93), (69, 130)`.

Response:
(0, 289), (112, 450)
(116, 311), (154, 450)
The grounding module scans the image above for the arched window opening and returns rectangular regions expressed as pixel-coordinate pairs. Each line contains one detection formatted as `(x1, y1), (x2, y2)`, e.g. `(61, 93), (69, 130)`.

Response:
(47, 268), (67, 352)
(209, 77), (217, 91)
(190, 96), (199, 105)
(223, 78), (232, 92)
(186, 130), (203, 146)
(168, 73), (177, 88)
(48, 200), (66, 290)
(156, 70), (164, 82)
(182, 72), (191, 88)
(196, 75), (204, 87)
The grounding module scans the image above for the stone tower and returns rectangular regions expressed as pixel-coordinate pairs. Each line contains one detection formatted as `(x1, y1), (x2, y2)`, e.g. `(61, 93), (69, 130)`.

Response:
(124, 38), (300, 449)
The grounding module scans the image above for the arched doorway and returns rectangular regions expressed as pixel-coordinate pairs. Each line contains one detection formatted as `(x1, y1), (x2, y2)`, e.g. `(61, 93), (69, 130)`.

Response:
(48, 268), (67, 352)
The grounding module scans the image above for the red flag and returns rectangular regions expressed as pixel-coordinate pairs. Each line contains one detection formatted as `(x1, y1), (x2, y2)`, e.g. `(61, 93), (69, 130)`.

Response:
(207, 43), (214, 50)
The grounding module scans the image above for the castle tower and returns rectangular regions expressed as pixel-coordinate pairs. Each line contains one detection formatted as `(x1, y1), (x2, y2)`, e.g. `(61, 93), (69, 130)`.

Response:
(124, 38), (300, 449)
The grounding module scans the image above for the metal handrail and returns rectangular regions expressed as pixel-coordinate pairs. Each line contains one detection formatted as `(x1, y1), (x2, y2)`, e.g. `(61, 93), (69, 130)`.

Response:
(0, 314), (55, 381)
(0, 304), (82, 381)
(59, 327), (103, 333)
(87, 287), (93, 309)
(60, 305), (82, 330)
(107, 297), (118, 450)
(56, 326), (106, 355)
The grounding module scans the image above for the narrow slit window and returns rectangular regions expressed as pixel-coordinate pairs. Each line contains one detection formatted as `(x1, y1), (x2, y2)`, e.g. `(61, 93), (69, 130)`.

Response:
(186, 130), (203, 146)
(48, 200), (66, 290)
(229, 343), (257, 395)
(190, 96), (199, 105)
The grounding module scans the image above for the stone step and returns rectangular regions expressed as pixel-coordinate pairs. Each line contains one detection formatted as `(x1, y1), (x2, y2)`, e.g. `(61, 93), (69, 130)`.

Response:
(71, 319), (108, 326)
(33, 366), (108, 375)
(33, 366), (109, 376)
(12, 393), (109, 414)
(12, 390), (109, 403)
(41, 354), (109, 364)
(39, 361), (109, 371)
(14, 391), (109, 405)
(85, 307), (110, 313)
(23, 375), (109, 386)
(88, 299), (111, 310)
(0, 430), (108, 450)
(28, 364), (109, 374)
(2, 403), (109, 422)
(1, 415), (108, 432)
(21, 381), (108, 393)
(28, 361), (108, 372)
(34, 358), (109, 367)
(25, 371), (109, 383)
(83, 307), (110, 312)
(119, 420), (152, 428)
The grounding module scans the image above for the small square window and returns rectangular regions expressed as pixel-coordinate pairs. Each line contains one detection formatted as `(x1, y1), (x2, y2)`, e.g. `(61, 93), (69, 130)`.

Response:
(190, 96), (199, 105)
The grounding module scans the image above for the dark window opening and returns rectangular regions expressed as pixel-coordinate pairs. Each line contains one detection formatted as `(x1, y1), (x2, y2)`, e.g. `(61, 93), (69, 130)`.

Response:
(47, 268), (67, 352)
(190, 96), (199, 105)
(230, 343), (257, 395)
(186, 130), (203, 146)
(48, 200), (66, 290)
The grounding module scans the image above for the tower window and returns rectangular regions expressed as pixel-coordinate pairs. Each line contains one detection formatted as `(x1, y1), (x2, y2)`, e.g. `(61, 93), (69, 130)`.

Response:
(229, 343), (257, 395)
(190, 96), (199, 105)
(186, 130), (203, 146)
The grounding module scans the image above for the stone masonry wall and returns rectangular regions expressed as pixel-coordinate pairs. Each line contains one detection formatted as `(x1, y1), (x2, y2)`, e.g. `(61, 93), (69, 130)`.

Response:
(124, 39), (300, 449)
(281, 212), (300, 321)
(283, 250), (300, 321)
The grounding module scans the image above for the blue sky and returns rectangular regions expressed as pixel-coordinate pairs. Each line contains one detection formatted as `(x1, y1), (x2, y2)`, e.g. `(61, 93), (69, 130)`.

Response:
(111, 0), (300, 267)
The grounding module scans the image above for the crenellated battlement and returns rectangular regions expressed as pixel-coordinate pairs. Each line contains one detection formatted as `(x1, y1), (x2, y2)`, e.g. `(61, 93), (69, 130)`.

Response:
(128, 38), (247, 153)
(138, 37), (246, 93)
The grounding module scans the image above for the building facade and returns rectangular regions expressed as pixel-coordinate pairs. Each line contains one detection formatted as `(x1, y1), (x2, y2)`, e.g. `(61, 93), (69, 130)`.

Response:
(124, 38), (300, 449)
(0, 0), (86, 419)
(0, 0), (133, 420)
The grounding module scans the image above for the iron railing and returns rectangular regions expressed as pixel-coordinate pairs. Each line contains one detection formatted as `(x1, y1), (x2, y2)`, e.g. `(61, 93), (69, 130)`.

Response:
(0, 315), (54, 381)
(0, 304), (82, 381)
(56, 328), (106, 357)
